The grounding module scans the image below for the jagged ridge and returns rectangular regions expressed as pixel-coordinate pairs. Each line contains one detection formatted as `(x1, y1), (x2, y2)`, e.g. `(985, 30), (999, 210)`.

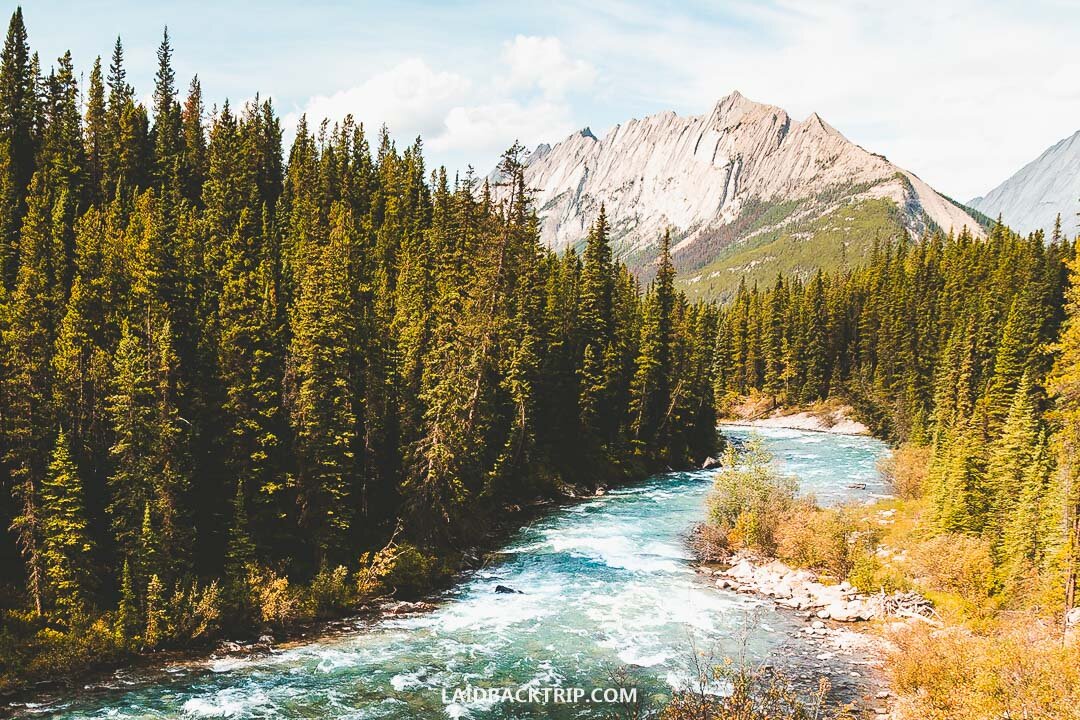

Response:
(512, 91), (982, 292)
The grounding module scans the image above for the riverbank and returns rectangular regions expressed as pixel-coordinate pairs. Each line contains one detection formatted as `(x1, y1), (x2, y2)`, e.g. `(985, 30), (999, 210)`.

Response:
(691, 434), (1080, 720)
(688, 514), (931, 719)
(718, 397), (870, 435)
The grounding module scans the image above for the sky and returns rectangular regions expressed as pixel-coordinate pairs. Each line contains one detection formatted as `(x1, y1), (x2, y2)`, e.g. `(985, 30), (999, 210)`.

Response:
(17, 0), (1080, 201)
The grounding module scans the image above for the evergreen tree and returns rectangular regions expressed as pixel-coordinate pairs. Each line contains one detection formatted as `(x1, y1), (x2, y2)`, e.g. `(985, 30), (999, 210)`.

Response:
(630, 230), (676, 461)
(0, 7), (37, 284)
(286, 202), (358, 567)
(40, 430), (93, 621)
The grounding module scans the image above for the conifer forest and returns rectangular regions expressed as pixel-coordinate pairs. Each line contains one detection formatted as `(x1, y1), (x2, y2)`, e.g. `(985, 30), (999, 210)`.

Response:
(1, 4), (1080, 718)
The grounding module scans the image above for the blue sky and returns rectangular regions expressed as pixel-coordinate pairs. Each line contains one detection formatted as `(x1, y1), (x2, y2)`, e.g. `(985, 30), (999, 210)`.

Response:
(19, 0), (1080, 200)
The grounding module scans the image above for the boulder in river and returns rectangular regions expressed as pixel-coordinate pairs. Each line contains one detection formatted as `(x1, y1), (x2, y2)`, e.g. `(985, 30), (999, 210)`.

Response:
(702, 456), (721, 470)
(495, 584), (523, 594)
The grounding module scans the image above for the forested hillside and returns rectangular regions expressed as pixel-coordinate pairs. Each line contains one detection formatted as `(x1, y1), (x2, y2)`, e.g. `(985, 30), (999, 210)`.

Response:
(0, 9), (719, 686)
(714, 217), (1080, 608)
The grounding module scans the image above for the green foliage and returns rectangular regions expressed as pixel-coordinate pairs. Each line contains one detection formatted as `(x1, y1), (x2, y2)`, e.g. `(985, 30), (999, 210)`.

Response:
(682, 197), (903, 301)
(707, 438), (797, 554)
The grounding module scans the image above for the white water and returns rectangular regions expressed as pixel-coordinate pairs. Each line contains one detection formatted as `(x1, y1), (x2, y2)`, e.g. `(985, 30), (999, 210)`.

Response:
(19, 427), (888, 719)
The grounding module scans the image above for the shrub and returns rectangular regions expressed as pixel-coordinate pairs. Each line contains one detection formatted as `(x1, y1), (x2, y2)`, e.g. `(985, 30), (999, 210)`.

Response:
(247, 565), (301, 628)
(775, 501), (851, 577)
(878, 443), (931, 499)
(165, 579), (223, 644)
(847, 551), (908, 594)
(774, 502), (888, 584)
(708, 438), (797, 555)
(909, 533), (996, 605)
(888, 620), (1080, 720)
(307, 565), (354, 617)
(357, 541), (443, 599)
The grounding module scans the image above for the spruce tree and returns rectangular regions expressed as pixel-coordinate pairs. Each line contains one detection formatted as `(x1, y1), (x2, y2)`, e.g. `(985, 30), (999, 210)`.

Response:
(0, 7), (36, 284)
(40, 430), (93, 621)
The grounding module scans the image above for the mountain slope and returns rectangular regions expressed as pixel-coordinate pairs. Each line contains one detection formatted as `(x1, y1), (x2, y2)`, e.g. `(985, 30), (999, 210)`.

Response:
(969, 130), (1080, 236)
(511, 91), (982, 298)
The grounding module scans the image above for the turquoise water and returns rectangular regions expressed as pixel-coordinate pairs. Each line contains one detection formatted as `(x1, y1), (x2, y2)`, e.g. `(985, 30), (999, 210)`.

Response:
(17, 427), (888, 719)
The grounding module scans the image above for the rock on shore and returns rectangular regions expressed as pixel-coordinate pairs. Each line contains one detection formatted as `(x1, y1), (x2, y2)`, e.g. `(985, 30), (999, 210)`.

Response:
(712, 554), (932, 622)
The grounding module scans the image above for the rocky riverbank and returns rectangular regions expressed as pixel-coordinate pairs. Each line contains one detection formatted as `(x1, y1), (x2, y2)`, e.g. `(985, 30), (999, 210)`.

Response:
(719, 398), (871, 435)
(713, 554), (933, 623)
(691, 544), (935, 719)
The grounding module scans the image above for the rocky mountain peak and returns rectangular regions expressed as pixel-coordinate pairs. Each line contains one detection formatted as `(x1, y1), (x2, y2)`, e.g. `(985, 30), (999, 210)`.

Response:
(506, 91), (982, 297)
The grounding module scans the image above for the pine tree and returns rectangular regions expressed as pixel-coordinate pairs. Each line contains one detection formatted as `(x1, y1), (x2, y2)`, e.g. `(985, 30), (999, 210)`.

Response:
(179, 76), (206, 205)
(578, 208), (615, 440)
(0, 7), (37, 284)
(143, 572), (164, 648)
(84, 57), (107, 205)
(106, 318), (190, 582)
(40, 429), (93, 621)
(286, 202), (358, 566)
(150, 28), (181, 187)
(1048, 250), (1080, 619)
(984, 374), (1041, 544)
(999, 431), (1052, 592)
(116, 556), (138, 642)
(2, 173), (59, 616)
(630, 230), (676, 462)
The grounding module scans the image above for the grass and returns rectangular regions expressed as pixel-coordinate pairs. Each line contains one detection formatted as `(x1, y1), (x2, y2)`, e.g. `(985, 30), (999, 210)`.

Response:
(680, 197), (904, 301)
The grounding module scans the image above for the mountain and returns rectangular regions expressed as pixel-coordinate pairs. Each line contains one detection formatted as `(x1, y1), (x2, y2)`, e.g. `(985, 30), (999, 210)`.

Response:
(507, 91), (983, 299)
(969, 130), (1080, 237)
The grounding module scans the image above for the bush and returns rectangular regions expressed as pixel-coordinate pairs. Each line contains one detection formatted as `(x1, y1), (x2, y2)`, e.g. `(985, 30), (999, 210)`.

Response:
(708, 439), (797, 555)
(910, 533), (996, 605)
(247, 565), (301, 629)
(357, 541), (444, 599)
(847, 551), (908, 594)
(0, 611), (126, 694)
(307, 565), (355, 617)
(888, 620), (1080, 720)
(164, 579), (222, 644)
(878, 443), (931, 499)
(775, 501), (854, 577)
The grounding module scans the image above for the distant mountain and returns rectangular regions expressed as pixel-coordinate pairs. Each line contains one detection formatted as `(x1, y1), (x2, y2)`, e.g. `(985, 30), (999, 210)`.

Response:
(969, 130), (1080, 237)
(503, 91), (982, 299)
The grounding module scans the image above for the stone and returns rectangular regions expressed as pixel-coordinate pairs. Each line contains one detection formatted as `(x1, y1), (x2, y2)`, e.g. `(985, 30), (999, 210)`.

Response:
(494, 585), (522, 595)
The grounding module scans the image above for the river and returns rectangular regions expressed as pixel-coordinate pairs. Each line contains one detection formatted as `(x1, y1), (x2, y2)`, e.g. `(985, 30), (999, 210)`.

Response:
(17, 425), (889, 719)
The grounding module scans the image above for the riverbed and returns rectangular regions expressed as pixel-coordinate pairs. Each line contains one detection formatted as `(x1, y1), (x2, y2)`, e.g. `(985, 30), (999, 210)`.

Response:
(15, 426), (889, 719)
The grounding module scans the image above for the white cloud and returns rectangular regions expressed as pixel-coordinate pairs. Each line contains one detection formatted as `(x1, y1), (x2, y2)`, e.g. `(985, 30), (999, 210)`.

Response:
(433, 99), (577, 157)
(501, 35), (597, 99)
(286, 37), (595, 174)
(287, 58), (471, 141)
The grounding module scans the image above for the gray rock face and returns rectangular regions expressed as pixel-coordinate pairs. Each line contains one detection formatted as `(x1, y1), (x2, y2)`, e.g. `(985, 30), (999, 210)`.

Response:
(969, 130), (1080, 236)
(501, 91), (982, 263)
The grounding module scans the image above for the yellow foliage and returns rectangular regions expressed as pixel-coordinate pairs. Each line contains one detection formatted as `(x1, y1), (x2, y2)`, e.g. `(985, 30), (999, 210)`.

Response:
(247, 566), (300, 627)
(908, 533), (996, 607)
(878, 443), (931, 499)
(888, 620), (1080, 720)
